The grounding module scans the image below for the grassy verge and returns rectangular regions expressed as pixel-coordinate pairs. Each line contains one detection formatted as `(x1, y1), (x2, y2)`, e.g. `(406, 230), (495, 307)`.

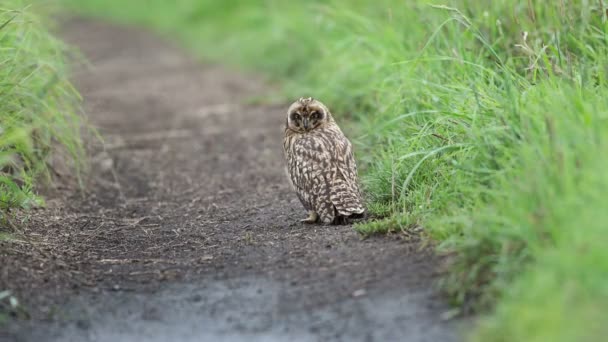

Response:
(64, 1), (607, 341)
(0, 0), (84, 227)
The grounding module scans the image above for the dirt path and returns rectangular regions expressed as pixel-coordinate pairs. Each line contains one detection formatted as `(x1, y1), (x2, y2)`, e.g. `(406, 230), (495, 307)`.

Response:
(2, 19), (461, 342)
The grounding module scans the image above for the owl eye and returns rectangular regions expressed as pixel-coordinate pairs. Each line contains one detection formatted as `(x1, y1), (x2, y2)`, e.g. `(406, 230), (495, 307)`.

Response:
(292, 113), (301, 121)
(311, 111), (322, 120)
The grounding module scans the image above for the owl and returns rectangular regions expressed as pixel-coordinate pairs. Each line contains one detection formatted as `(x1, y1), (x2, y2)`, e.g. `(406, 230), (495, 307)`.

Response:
(283, 97), (365, 225)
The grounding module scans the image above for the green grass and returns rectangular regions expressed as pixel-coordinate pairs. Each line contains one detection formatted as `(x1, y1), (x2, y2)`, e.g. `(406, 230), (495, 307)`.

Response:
(63, 1), (607, 341)
(0, 0), (84, 225)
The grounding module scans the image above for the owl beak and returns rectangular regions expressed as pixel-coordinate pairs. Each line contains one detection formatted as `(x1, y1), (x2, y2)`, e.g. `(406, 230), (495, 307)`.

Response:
(302, 117), (310, 130)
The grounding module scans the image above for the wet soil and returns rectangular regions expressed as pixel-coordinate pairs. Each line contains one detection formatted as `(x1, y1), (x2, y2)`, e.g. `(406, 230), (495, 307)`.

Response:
(1, 18), (462, 342)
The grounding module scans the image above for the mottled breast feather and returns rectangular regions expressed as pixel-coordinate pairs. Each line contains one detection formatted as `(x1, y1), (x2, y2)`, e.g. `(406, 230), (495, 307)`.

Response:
(283, 122), (364, 224)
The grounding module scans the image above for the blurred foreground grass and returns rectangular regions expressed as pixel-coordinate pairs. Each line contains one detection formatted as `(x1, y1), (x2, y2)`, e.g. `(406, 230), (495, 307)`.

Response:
(64, 1), (607, 341)
(0, 1), (83, 226)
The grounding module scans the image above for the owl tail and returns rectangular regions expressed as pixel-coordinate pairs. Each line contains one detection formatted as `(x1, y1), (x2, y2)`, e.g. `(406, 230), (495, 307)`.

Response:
(329, 180), (365, 217)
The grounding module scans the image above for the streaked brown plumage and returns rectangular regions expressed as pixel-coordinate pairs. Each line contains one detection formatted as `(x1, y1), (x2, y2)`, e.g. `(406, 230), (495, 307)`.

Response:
(283, 97), (365, 224)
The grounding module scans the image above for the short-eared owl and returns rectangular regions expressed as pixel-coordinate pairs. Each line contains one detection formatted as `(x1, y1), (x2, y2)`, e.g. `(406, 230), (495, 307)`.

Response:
(283, 97), (365, 224)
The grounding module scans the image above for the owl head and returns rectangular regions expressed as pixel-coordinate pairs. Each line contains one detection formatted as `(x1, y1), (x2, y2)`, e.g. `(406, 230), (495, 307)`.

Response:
(286, 97), (333, 133)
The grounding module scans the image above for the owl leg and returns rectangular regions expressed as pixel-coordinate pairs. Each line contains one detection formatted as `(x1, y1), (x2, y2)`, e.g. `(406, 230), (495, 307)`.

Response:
(333, 215), (348, 225)
(333, 212), (366, 225)
(300, 211), (319, 224)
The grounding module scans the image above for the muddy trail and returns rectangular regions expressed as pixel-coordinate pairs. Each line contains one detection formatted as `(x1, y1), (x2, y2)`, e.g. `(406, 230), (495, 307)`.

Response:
(2, 19), (462, 342)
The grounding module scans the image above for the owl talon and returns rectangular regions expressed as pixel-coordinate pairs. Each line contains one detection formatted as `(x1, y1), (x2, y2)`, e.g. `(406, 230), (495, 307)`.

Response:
(300, 211), (319, 224)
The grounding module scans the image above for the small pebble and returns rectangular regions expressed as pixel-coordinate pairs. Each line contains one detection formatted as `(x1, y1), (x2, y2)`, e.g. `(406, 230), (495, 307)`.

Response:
(352, 289), (366, 297)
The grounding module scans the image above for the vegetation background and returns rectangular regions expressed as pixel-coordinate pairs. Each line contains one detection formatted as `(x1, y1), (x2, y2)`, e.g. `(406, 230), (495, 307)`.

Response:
(0, 0), (83, 229)
(2, 0), (606, 340)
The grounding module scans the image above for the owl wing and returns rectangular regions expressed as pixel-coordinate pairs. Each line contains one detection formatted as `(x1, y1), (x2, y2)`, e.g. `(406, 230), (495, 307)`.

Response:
(328, 135), (365, 217)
